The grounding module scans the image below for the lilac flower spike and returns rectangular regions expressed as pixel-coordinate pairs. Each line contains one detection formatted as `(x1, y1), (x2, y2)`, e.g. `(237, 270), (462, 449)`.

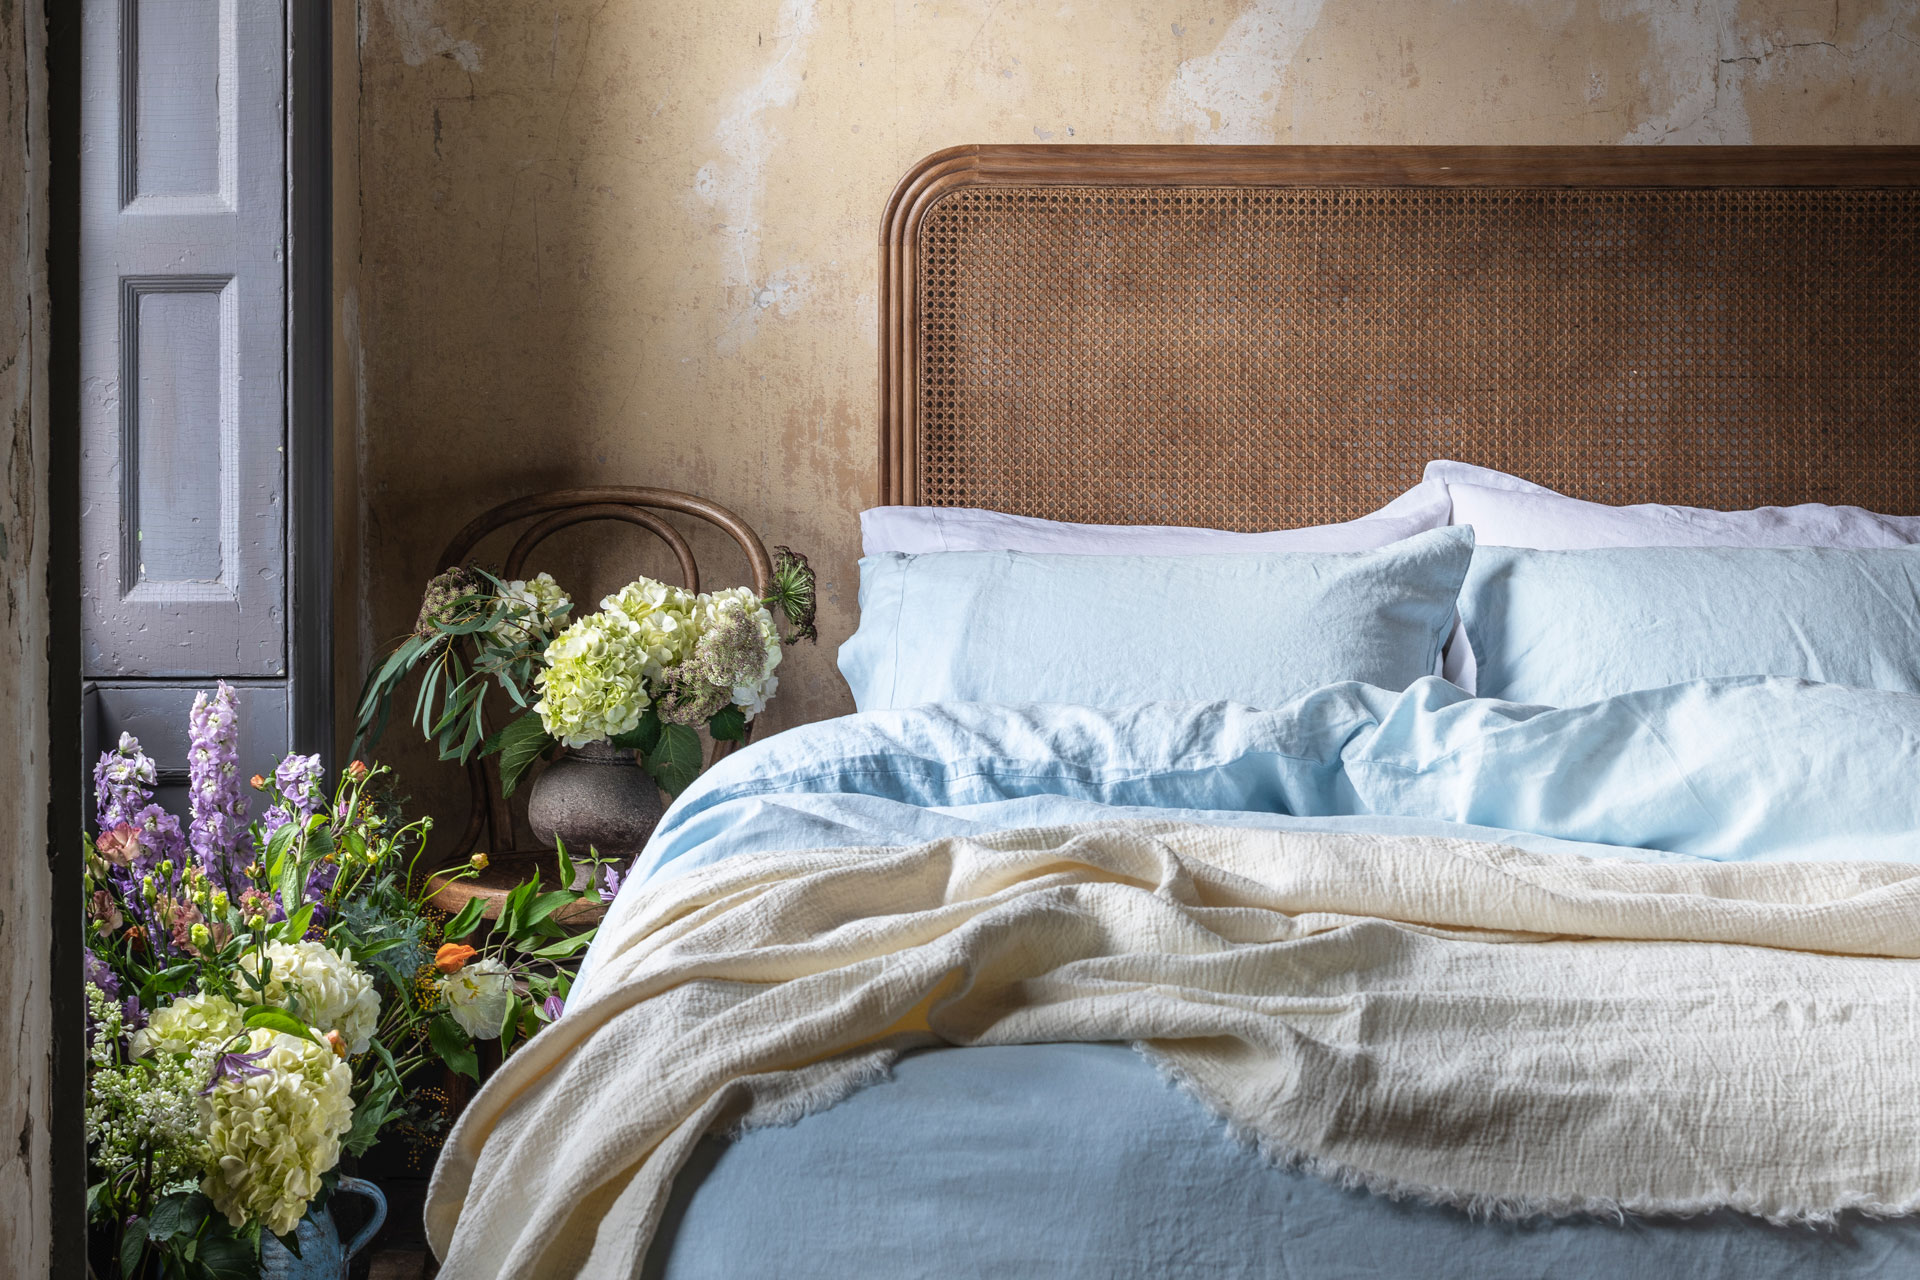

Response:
(188, 681), (251, 880)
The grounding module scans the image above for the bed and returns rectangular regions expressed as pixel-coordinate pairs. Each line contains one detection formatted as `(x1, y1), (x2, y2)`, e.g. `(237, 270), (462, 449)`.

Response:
(424, 146), (1920, 1279)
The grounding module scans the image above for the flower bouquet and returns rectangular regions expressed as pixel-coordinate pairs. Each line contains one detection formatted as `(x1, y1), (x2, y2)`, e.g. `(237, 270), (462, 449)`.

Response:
(354, 547), (817, 798)
(85, 684), (612, 1279)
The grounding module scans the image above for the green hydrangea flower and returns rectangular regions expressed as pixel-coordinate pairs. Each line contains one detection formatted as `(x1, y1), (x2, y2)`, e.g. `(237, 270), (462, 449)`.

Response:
(533, 611), (652, 746)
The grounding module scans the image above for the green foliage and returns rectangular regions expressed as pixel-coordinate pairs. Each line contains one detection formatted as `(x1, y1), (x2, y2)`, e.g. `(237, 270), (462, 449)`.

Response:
(352, 567), (565, 765)
(609, 706), (665, 754)
(495, 711), (558, 798)
(646, 722), (705, 797)
(241, 1005), (315, 1042)
(440, 894), (487, 943)
(708, 704), (747, 743)
(429, 1015), (479, 1082)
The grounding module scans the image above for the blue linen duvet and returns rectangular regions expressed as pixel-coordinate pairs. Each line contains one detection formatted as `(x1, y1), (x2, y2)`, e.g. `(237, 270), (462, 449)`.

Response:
(585, 677), (1920, 1279)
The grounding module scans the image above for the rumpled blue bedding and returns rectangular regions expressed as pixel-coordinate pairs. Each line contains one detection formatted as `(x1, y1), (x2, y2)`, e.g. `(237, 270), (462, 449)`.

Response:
(588, 677), (1920, 1278)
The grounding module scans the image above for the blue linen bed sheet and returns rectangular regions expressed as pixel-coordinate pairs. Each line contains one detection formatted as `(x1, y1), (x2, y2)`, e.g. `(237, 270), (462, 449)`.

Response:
(589, 677), (1920, 1279)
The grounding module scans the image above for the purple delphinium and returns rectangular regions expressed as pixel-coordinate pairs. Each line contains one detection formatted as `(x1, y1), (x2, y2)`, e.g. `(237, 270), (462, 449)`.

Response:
(187, 681), (251, 884)
(94, 733), (157, 829)
(261, 752), (324, 841)
(91, 733), (188, 957)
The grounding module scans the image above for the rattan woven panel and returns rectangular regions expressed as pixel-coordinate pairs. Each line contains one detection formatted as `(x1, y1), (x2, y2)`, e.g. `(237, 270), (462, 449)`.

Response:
(914, 185), (1920, 526)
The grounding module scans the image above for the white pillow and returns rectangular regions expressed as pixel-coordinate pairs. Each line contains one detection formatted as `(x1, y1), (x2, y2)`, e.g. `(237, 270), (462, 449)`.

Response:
(1426, 460), (1920, 550)
(861, 479), (1451, 557)
(1425, 460), (1920, 691)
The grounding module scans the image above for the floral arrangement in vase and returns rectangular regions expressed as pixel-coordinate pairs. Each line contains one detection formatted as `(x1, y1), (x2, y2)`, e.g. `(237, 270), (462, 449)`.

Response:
(355, 547), (816, 799)
(85, 683), (613, 1279)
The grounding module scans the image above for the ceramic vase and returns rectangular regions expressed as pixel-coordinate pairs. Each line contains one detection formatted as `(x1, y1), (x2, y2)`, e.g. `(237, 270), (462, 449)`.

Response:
(257, 1177), (386, 1280)
(526, 740), (664, 881)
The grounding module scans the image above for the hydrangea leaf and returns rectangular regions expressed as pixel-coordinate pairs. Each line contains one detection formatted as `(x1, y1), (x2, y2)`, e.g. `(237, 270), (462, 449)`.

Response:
(609, 707), (663, 754)
(645, 723), (704, 796)
(145, 1191), (211, 1243)
(708, 705), (747, 743)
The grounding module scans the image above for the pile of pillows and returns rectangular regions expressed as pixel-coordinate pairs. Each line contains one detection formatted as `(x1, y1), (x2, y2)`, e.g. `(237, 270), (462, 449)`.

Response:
(840, 461), (1920, 712)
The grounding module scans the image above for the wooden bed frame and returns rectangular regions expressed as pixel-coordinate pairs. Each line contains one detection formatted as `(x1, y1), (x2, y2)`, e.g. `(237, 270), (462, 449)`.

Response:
(879, 146), (1920, 529)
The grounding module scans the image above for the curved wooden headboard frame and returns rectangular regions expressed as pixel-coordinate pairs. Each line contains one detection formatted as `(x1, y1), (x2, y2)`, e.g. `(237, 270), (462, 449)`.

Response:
(878, 145), (1920, 521)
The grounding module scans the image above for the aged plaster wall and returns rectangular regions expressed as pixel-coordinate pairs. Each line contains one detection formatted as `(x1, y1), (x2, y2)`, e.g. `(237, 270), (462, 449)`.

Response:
(338, 0), (1920, 836)
(0, 0), (51, 1271)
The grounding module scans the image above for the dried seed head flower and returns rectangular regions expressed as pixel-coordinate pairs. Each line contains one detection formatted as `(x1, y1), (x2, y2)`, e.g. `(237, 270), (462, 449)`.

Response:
(768, 546), (818, 645)
(415, 566), (486, 645)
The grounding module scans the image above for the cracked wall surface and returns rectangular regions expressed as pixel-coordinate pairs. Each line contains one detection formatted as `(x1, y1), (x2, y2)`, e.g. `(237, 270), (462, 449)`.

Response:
(338, 0), (1920, 834)
(0, 0), (50, 1271)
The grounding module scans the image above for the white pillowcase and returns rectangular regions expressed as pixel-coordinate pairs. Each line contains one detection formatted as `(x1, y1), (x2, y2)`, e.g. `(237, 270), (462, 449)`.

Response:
(1427, 460), (1920, 550)
(1426, 460), (1920, 693)
(861, 479), (1452, 557)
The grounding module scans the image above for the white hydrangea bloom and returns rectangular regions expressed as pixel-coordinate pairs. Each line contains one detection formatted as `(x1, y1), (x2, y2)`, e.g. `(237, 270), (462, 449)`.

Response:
(131, 991), (248, 1058)
(200, 1028), (355, 1237)
(439, 957), (513, 1038)
(602, 577), (700, 680)
(489, 571), (572, 648)
(533, 610), (652, 746)
(237, 940), (381, 1055)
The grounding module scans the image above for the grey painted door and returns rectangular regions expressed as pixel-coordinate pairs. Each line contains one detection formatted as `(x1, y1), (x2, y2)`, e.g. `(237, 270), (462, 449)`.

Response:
(78, 0), (324, 798)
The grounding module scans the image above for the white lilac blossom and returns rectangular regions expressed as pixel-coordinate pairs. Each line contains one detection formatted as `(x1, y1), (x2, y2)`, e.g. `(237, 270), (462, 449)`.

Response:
(188, 682), (251, 880)
(260, 753), (325, 840)
(199, 1027), (355, 1236)
(439, 957), (513, 1038)
(85, 985), (214, 1192)
(237, 940), (381, 1055)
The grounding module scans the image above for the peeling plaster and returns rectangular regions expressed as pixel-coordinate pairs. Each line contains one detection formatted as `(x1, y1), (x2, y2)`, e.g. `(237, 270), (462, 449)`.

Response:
(693, 0), (820, 347)
(380, 0), (484, 73)
(1157, 0), (1327, 142)
(1620, 0), (1750, 143)
(719, 265), (813, 356)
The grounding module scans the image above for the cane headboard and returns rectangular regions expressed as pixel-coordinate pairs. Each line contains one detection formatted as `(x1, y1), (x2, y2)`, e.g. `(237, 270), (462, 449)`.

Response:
(878, 146), (1920, 527)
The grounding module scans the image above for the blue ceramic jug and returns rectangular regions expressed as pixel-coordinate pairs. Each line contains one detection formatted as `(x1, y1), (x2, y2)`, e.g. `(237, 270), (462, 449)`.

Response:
(258, 1176), (387, 1280)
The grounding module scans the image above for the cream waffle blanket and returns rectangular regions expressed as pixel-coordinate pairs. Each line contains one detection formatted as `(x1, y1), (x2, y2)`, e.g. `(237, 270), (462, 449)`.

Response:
(425, 822), (1920, 1278)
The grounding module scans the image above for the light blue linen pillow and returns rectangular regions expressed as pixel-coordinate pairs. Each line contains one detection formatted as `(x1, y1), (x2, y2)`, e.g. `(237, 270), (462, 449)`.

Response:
(1461, 543), (1920, 706)
(837, 526), (1473, 712)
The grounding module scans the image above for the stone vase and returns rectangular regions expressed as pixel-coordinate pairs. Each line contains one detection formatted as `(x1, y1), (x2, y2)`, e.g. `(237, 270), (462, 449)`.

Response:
(257, 1177), (386, 1280)
(526, 741), (665, 881)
